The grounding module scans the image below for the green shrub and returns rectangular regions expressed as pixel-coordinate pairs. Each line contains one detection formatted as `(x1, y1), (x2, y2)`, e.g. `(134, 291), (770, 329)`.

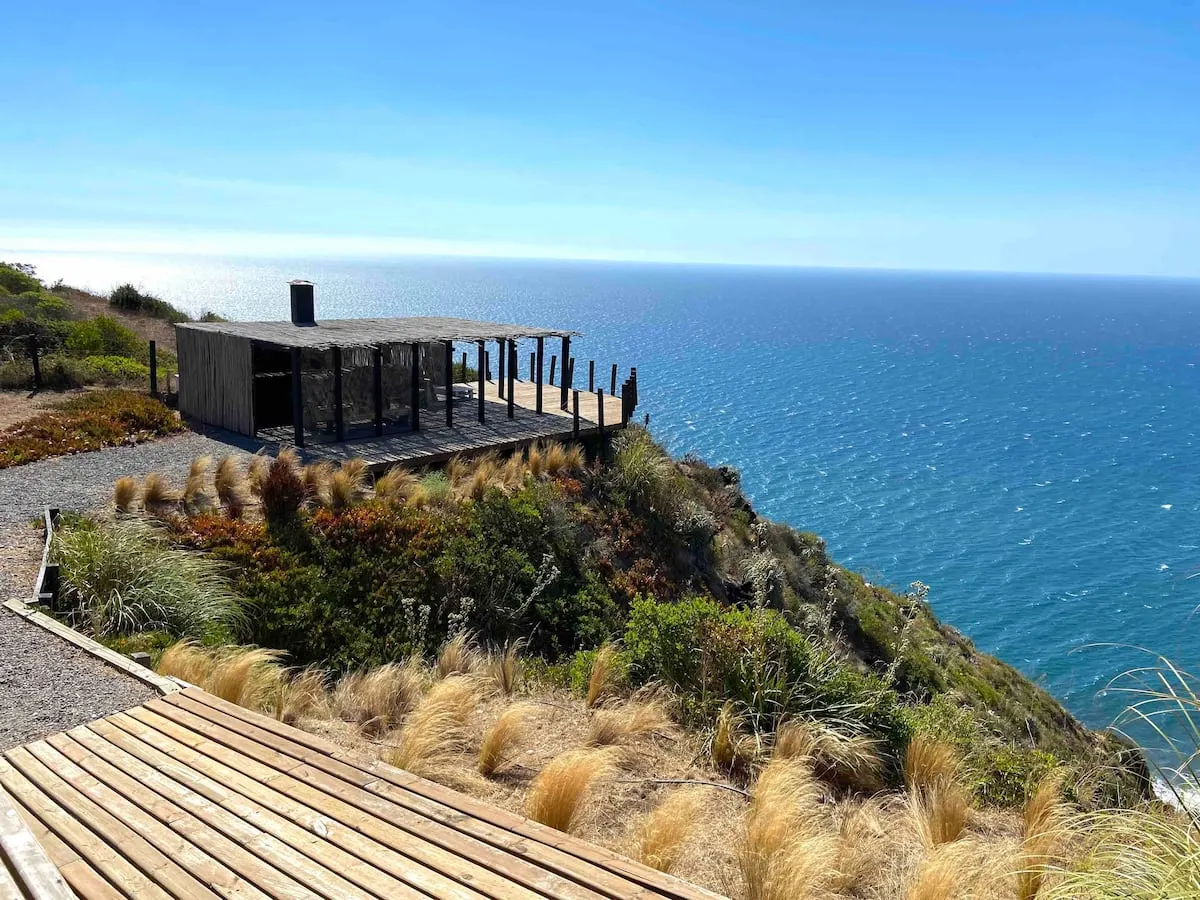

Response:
(624, 595), (906, 745)
(609, 426), (674, 508)
(109, 284), (190, 323)
(0, 358), (34, 389)
(64, 315), (143, 359)
(0, 262), (41, 295)
(53, 519), (244, 639)
(82, 355), (150, 384)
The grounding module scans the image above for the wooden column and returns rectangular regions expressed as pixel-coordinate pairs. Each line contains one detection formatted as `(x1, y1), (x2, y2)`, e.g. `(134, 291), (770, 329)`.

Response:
(460, 351), (467, 382)
(560, 335), (570, 410)
(529, 352), (535, 380)
(507, 340), (516, 419)
(373, 346), (384, 436)
(409, 342), (421, 432)
(148, 340), (158, 397)
(589, 359), (595, 392)
(290, 347), (305, 448)
(596, 388), (605, 436)
(536, 337), (544, 414)
(29, 336), (40, 390)
(497, 339), (506, 398)
(332, 346), (345, 441)
(572, 390), (580, 438)
(477, 340), (486, 423)
(549, 355), (556, 386)
(610, 363), (618, 396)
(444, 340), (454, 428)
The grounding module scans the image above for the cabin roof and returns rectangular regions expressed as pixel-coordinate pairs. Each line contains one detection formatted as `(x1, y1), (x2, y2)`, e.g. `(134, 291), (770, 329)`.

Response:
(177, 316), (580, 350)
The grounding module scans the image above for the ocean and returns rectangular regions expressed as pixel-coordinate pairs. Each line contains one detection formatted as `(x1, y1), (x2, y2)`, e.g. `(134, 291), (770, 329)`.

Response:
(14, 250), (1200, 755)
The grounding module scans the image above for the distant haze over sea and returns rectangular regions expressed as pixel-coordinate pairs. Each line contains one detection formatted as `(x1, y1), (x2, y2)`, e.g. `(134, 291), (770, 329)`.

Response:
(15, 249), (1200, 747)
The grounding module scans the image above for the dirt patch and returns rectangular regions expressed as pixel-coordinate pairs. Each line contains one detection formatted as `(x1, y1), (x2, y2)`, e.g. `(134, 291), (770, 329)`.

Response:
(0, 390), (82, 430)
(54, 286), (179, 353)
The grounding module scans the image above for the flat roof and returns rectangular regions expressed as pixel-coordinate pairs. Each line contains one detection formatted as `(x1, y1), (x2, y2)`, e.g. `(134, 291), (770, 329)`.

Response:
(177, 316), (579, 350)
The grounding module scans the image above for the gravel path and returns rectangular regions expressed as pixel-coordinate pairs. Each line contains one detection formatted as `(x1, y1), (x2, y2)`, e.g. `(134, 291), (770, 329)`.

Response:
(0, 607), (157, 749)
(0, 432), (248, 749)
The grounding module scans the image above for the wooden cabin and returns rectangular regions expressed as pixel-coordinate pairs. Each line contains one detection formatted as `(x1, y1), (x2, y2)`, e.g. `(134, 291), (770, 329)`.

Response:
(175, 281), (636, 465)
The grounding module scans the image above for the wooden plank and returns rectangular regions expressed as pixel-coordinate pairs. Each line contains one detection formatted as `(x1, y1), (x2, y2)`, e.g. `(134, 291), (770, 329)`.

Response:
(2, 791), (119, 900)
(120, 710), (487, 900)
(46, 732), (340, 900)
(20, 741), (255, 900)
(0, 755), (172, 900)
(85, 719), (414, 900)
(0, 783), (75, 900)
(168, 693), (696, 900)
(0, 859), (23, 900)
(141, 701), (552, 900)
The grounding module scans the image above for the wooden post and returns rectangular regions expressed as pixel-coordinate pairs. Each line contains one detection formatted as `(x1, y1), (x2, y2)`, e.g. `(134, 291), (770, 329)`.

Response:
(597, 388), (605, 436)
(589, 359), (595, 392)
(332, 346), (345, 441)
(290, 347), (305, 448)
(460, 351), (467, 382)
(610, 363), (618, 396)
(530, 351), (535, 381)
(444, 340), (454, 428)
(477, 340), (486, 423)
(621, 380), (631, 425)
(560, 335), (570, 410)
(572, 390), (580, 438)
(549, 355), (556, 387)
(497, 339), (506, 399)
(148, 340), (158, 397)
(485, 350), (491, 382)
(373, 346), (384, 436)
(507, 340), (516, 419)
(630, 367), (638, 408)
(536, 336), (544, 414)
(29, 336), (40, 390)
(409, 342), (421, 432)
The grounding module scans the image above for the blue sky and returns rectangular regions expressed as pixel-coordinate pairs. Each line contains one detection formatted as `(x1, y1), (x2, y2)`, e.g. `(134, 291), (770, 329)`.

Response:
(2, 1), (1197, 275)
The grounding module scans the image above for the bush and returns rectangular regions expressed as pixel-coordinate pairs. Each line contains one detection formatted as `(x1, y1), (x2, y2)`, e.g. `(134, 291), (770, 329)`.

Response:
(0, 262), (41, 295)
(110, 284), (190, 323)
(624, 595), (906, 746)
(82, 355), (150, 385)
(64, 315), (143, 360)
(0, 390), (181, 468)
(53, 519), (244, 639)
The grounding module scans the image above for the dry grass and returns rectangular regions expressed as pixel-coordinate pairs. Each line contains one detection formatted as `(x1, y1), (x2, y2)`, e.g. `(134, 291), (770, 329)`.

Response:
(436, 632), (481, 679)
(214, 455), (249, 518)
(246, 453), (269, 497)
(774, 718), (886, 793)
(330, 460), (368, 510)
(183, 455), (212, 509)
(904, 736), (960, 793)
(273, 666), (331, 724)
(374, 466), (419, 502)
(1016, 773), (1066, 900)
(526, 443), (545, 478)
(113, 475), (138, 513)
(302, 462), (333, 507)
(906, 846), (963, 900)
(478, 702), (535, 777)
(526, 748), (620, 833)
(141, 471), (176, 512)
(539, 440), (583, 476)
(635, 787), (706, 873)
(586, 642), (621, 708)
(488, 641), (523, 696)
(333, 659), (427, 736)
(739, 756), (838, 900)
(387, 676), (479, 777)
(909, 780), (971, 848)
(156, 642), (286, 710)
(588, 699), (675, 746)
(713, 702), (757, 780)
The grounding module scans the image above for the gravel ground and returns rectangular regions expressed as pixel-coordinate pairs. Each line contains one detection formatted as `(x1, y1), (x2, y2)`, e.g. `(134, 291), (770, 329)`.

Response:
(0, 607), (158, 749)
(0, 431), (247, 749)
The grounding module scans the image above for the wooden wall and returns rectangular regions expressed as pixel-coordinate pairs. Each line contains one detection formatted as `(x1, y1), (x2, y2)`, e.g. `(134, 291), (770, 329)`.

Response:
(176, 327), (254, 435)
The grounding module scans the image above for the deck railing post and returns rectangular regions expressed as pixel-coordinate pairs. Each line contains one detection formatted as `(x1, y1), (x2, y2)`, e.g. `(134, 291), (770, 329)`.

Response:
(549, 355), (556, 387)
(530, 352), (535, 381)
(460, 351), (467, 382)
(610, 363), (617, 396)
(621, 380), (631, 425)
(291, 347), (305, 448)
(485, 350), (491, 382)
(148, 340), (158, 397)
(444, 340), (454, 428)
(597, 388), (605, 437)
(560, 335), (570, 410)
(409, 342), (421, 432)
(630, 367), (638, 409)
(332, 346), (345, 441)
(373, 346), (384, 436)
(536, 337), (544, 414)
(507, 340), (516, 419)
(477, 340), (486, 423)
(572, 390), (580, 438)
(29, 336), (40, 390)
(497, 339), (506, 399)
(589, 359), (595, 392)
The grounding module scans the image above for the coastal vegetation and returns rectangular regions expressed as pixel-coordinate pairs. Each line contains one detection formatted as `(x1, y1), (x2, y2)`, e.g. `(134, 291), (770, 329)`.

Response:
(46, 427), (1193, 897)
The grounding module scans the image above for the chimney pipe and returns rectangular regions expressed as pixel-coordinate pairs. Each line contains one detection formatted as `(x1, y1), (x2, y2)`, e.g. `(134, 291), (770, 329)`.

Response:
(289, 280), (315, 326)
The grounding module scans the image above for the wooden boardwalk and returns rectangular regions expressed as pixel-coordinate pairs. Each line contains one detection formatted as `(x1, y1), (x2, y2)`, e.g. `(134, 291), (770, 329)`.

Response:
(266, 380), (628, 470)
(0, 688), (719, 900)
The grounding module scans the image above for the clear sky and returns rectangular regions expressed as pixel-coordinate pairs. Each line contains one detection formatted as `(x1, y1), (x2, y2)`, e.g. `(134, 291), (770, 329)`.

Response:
(2, 1), (1197, 276)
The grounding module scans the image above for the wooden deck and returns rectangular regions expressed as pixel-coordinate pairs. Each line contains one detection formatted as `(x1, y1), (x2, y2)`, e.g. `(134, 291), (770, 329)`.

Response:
(0, 688), (719, 900)
(263, 379), (627, 470)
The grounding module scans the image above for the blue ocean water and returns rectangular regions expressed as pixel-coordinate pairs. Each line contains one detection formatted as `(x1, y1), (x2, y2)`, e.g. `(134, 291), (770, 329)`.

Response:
(17, 251), (1200, 745)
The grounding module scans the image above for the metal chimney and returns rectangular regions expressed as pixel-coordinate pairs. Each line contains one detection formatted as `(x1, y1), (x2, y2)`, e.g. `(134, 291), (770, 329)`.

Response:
(289, 280), (315, 326)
